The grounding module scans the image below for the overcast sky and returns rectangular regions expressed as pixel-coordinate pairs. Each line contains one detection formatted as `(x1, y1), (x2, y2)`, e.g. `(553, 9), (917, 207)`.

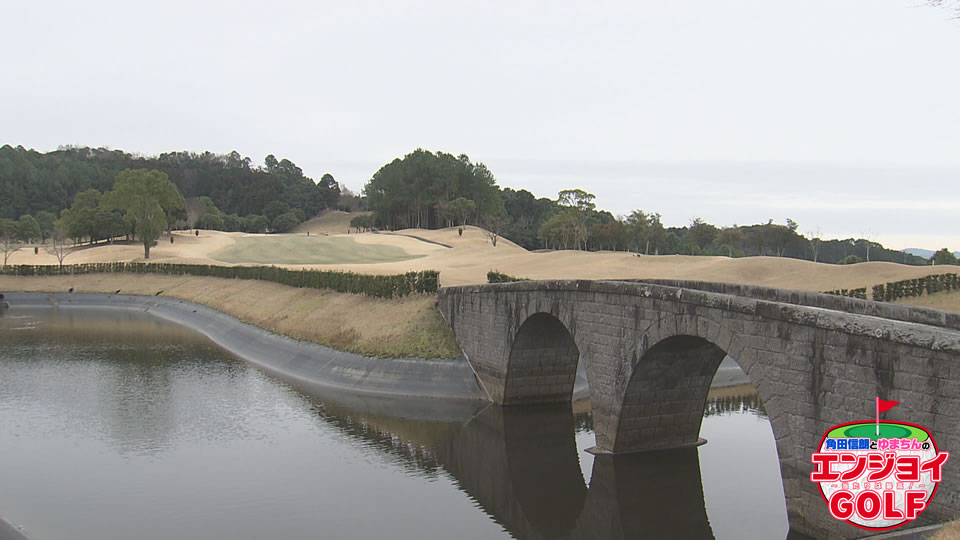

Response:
(3, 1), (958, 250)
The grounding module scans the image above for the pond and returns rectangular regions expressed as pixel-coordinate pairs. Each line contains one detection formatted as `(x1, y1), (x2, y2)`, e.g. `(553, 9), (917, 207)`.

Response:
(0, 307), (788, 539)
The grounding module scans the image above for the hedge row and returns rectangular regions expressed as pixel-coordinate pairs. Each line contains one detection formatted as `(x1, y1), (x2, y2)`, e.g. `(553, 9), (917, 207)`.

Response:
(823, 288), (868, 300)
(487, 270), (529, 284)
(871, 273), (959, 302)
(0, 263), (440, 298)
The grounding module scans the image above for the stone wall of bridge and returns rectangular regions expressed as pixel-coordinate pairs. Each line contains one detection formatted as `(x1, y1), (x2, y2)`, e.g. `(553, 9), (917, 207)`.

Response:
(437, 279), (960, 538)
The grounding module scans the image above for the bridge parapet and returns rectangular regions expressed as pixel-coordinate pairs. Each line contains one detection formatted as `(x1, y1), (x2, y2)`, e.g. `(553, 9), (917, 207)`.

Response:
(635, 278), (960, 331)
(439, 280), (960, 352)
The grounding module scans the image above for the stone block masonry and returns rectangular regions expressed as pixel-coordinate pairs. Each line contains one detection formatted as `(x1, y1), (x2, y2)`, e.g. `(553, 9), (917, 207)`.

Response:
(437, 279), (960, 539)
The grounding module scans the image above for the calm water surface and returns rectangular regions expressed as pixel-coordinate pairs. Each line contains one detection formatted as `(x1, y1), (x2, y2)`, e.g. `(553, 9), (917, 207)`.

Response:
(0, 307), (787, 539)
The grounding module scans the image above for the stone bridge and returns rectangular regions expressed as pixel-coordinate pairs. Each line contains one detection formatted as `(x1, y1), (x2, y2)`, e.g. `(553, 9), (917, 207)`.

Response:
(437, 279), (960, 538)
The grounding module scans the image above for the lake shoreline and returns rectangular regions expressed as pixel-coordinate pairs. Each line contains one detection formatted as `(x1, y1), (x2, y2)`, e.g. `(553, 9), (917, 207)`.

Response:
(4, 292), (489, 405)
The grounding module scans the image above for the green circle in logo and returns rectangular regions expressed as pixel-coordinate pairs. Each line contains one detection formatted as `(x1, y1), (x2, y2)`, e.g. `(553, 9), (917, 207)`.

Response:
(825, 422), (929, 442)
(844, 423), (911, 439)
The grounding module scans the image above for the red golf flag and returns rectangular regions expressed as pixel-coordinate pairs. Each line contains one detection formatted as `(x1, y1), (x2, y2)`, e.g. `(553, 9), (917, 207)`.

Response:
(878, 398), (900, 413)
(876, 398), (900, 435)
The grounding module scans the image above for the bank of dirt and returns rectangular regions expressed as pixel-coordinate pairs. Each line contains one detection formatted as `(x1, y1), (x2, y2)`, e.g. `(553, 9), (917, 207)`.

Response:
(0, 274), (461, 359)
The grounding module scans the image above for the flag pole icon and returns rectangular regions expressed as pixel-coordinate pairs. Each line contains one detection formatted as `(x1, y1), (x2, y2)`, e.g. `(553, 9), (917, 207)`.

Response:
(876, 397), (900, 436)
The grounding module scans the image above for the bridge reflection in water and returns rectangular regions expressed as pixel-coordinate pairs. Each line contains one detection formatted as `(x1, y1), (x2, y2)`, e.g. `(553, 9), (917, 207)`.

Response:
(314, 389), (786, 540)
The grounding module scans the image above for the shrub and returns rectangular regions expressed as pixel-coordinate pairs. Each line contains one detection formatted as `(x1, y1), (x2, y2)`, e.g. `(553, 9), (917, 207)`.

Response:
(822, 288), (868, 300)
(271, 211), (301, 233)
(349, 215), (374, 232)
(487, 270), (529, 283)
(840, 255), (863, 265)
(870, 273), (960, 302)
(1, 263), (440, 298)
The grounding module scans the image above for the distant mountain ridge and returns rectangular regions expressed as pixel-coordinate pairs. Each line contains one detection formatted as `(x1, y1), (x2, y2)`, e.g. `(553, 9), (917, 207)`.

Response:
(903, 248), (960, 259)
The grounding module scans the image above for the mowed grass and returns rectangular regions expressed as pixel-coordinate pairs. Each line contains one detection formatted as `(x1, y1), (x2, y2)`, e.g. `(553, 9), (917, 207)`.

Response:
(209, 235), (423, 265)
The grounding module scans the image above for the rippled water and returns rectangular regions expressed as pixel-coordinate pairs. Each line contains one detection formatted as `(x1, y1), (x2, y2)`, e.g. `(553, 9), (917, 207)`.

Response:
(0, 307), (788, 539)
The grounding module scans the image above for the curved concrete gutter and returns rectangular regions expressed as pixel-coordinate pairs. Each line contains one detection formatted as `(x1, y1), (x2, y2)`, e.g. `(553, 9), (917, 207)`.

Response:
(4, 292), (489, 408)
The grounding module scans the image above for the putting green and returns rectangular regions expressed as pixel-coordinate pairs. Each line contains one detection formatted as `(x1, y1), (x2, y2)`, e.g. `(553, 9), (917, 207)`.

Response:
(209, 235), (424, 265)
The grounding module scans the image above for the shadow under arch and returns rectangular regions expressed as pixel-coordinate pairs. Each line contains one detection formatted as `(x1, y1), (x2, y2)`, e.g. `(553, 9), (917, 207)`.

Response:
(611, 335), (728, 452)
(503, 312), (580, 405)
(437, 404), (588, 538)
(574, 448), (715, 540)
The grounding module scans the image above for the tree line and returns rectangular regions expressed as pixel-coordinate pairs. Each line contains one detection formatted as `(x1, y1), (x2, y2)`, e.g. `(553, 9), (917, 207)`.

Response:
(1, 168), (186, 263)
(1, 145), (948, 267)
(363, 149), (940, 266)
(0, 145), (341, 233)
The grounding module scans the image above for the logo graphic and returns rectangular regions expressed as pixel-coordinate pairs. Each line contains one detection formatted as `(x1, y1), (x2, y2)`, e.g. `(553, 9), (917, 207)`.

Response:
(810, 398), (949, 531)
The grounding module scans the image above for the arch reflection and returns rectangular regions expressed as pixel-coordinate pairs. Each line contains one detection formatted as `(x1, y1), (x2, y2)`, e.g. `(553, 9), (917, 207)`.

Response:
(320, 400), (722, 539)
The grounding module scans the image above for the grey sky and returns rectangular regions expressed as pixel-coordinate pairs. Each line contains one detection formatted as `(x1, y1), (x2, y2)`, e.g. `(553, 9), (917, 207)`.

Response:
(3, 1), (957, 250)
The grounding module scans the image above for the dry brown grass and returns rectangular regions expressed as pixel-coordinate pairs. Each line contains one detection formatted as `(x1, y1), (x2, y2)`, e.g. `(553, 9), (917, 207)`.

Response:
(8, 224), (954, 290)
(0, 274), (461, 359)
(5, 222), (956, 359)
(932, 519), (960, 540)
(706, 383), (757, 400)
(292, 210), (370, 235)
(898, 290), (960, 313)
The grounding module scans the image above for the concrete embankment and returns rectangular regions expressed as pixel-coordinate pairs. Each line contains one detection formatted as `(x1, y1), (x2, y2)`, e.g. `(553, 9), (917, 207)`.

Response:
(2, 291), (736, 407)
(5, 292), (489, 406)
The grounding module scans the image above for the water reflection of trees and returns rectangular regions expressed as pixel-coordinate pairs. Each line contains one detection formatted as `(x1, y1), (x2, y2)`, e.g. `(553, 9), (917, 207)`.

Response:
(703, 389), (767, 419)
(311, 405), (450, 479)
(573, 389), (768, 429)
(0, 312), (255, 456)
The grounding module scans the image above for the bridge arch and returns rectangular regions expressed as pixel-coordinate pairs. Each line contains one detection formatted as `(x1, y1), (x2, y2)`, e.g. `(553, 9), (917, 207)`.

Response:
(606, 317), (787, 454)
(612, 335), (727, 452)
(503, 312), (581, 405)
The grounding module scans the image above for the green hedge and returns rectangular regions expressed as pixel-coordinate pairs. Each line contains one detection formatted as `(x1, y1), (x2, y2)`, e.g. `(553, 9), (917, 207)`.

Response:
(871, 273), (960, 302)
(487, 270), (529, 284)
(1, 263), (440, 299)
(823, 288), (868, 300)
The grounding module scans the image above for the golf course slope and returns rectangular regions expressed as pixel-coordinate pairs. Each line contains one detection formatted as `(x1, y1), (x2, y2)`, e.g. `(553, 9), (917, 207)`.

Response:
(5, 216), (955, 292)
(3, 211), (958, 359)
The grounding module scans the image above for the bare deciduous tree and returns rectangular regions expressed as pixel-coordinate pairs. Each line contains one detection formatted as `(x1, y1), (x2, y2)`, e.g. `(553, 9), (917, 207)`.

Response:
(807, 228), (823, 263)
(482, 214), (506, 247)
(1, 219), (20, 268)
(45, 224), (74, 269)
